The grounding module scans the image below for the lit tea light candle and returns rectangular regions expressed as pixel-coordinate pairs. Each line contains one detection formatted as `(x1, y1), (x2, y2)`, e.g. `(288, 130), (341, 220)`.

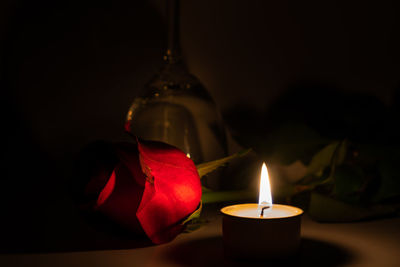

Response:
(221, 163), (303, 259)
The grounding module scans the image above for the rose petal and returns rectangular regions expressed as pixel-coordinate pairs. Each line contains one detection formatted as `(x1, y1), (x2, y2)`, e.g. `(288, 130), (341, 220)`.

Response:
(136, 140), (201, 244)
(84, 140), (201, 243)
(80, 141), (119, 207)
(95, 162), (145, 235)
(114, 142), (146, 187)
(96, 170), (116, 207)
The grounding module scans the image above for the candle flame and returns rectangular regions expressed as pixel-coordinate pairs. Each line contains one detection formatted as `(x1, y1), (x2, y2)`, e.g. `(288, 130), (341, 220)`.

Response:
(258, 163), (272, 206)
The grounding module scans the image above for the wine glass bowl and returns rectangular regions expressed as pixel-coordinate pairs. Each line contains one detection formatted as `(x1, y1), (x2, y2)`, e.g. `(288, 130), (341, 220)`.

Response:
(126, 57), (228, 165)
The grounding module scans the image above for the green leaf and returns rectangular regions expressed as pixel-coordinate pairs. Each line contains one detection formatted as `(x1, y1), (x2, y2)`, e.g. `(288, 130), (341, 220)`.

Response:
(295, 140), (347, 192)
(181, 201), (202, 226)
(306, 140), (347, 177)
(196, 148), (251, 178)
(201, 190), (254, 204)
(309, 192), (396, 222)
(374, 159), (400, 202)
(201, 186), (213, 193)
(332, 165), (365, 204)
(181, 202), (207, 233)
(266, 123), (329, 164)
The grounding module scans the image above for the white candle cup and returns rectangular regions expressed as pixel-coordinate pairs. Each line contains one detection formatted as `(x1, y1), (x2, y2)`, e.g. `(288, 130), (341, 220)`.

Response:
(221, 203), (303, 259)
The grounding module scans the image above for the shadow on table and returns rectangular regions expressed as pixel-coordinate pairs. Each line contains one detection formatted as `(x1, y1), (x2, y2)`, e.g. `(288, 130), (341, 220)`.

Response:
(162, 236), (354, 267)
(0, 214), (154, 254)
(0, 233), (154, 254)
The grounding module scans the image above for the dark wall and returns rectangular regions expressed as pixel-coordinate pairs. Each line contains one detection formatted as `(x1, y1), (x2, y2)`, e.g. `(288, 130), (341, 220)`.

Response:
(2, 0), (400, 159)
(178, 0), (399, 110)
(2, 1), (165, 160)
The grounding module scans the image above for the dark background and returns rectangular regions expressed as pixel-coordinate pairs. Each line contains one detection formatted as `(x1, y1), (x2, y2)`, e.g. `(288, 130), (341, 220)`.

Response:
(1, 0), (399, 252)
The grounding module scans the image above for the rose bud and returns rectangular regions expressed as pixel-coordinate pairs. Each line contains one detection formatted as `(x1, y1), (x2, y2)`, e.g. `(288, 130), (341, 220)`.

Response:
(78, 139), (202, 244)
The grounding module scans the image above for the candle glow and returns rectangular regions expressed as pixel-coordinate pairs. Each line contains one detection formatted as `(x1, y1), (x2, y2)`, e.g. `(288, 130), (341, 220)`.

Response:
(258, 162), (272, 207)
(221, 162), (304, 259)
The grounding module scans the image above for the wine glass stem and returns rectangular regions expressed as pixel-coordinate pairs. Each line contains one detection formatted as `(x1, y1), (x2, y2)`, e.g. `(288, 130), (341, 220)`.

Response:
(167, 0), (180, 55)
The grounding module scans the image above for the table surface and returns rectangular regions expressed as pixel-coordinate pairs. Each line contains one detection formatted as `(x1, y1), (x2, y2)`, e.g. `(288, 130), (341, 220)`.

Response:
(1, 203), (399, 267)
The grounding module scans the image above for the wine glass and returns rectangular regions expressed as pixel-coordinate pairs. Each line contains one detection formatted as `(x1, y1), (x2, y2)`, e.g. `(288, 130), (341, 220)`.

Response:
(125, 0), (228, 187)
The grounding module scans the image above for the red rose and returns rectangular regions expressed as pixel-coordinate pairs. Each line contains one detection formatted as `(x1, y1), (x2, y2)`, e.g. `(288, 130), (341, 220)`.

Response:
(82, 139), (202, 244)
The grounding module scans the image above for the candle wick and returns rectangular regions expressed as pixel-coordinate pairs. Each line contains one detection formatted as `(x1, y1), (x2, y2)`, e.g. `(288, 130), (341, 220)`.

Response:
(260, 206), (270, 217)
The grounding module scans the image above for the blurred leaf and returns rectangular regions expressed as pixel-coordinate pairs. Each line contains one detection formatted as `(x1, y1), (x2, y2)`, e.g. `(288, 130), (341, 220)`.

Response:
(273, 160), (308, 183)
(267, 123), (329, 164)
(306, 140), (347, 177)
(196, 148), (251, 178)
(202, 190), (254, 204)
(182, 201), (207, 233)
(333, 165), (365, 204)
(181, 201), (202, 226)
(309, 192), (396, 222)
(295, 140), (347, 192)
(201, 186), (212, 193)
(374, 159), (400, 202)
